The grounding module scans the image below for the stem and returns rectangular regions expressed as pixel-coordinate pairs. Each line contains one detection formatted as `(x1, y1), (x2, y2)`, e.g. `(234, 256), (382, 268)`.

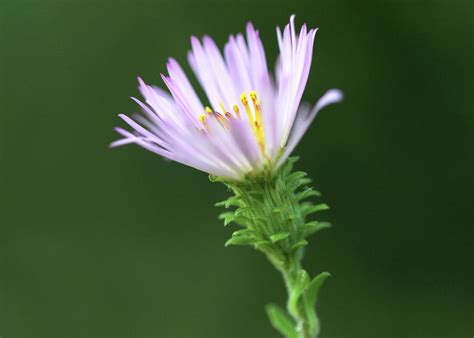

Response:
(215, 158), (328, 338)
(279, 250), (313, 338)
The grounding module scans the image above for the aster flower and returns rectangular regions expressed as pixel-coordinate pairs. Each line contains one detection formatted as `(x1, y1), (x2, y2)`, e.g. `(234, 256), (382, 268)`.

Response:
(113, 15), (342, 338)
(112, 15), (342, 181)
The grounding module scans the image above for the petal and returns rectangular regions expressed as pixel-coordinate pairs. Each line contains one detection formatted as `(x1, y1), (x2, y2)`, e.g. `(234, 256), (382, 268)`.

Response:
(275, 17), (318, 150)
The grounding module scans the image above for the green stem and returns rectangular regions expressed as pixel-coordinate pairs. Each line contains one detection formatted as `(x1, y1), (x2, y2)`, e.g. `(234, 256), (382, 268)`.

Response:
(214, 158), (329, 338)
(280, 252), (312, 338)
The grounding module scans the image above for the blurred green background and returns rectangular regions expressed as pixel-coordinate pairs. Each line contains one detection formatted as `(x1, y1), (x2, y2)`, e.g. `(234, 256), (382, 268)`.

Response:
(1, 0), (472, 337)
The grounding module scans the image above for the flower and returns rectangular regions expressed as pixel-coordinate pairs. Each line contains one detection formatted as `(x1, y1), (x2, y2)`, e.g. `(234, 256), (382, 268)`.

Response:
(112, 15), (343, 181)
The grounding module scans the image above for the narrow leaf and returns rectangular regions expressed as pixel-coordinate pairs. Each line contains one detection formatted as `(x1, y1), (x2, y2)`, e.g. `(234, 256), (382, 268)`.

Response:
(254, 240), (273, 251)
(286, 171), (307, 187)
(288, 173), (309, 191)
(295, 188), (321, 201)
(288, 269), (310, 317)
(301, 203), (329, 216)
(235, 206), (251, 217)
(265, 304), (298, 338)
(281, 156), (300, 177)
(218, 212), (233, 220)
(303, 272), (331, 337)
(224, 235), (256, 247)
(306, 272), (331, 308)
(215, 196), (242, 208)
(297, 177), (312, 187)
(270, 232), (290, 243)
(291, 240), (308, 251)
(231, 229), (256, 238)
(218, 212), (235, 226)
(302, 221), (332, 237)
(215, 200), (227, 207)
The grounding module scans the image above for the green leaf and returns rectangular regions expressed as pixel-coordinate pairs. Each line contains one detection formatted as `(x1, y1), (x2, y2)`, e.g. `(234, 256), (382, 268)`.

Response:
(270, 232), (290, 243)
(235, 206), (251, 217)
(281, 156), (300, 177)
(214, 200), (227, 207)
(265, 304), (298, 338)
(295, 188), (321, 201)
(303, 272), (331, 337)
(215, 196), (242, 208)
(297, 177), (312, 187)
(291, 240), (308, 251)
(301, 203), (329, 216)
(254, 240), (272, 249)
(218, 212), (236, 226)
(287, 171), (307, 181)
(302, 221), (332, 237)
(288, 172), (309, 191)
(289, 269), (310, 317)
(225, 229), (259, 247)
(306, 272), (331, 308)
(231, 229), (256, 238)
(225, 235), (255, 247)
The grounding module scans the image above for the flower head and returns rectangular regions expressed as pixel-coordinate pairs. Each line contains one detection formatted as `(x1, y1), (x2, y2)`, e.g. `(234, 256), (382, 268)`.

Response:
(112, 15), (343, 181)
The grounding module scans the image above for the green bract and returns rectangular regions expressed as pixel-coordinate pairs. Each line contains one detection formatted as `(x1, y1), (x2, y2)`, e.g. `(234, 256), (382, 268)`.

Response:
(213, 157), (331, 338)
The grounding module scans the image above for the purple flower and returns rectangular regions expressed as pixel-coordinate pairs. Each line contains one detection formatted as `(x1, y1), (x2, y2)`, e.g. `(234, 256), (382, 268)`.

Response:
(112, 15), (343, 181)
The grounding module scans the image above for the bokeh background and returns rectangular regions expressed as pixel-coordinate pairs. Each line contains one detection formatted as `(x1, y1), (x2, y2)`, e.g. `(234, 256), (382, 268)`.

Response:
(1, 0), (472, 337)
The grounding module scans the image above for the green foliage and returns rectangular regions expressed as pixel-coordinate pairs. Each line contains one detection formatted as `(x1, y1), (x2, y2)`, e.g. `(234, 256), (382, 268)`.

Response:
(213, 157), (331, 337)
(214, 157), (330, 253)
(266, 304), (299, 338)
(270, 232), (291, 243)
(304, 272), (331, 337)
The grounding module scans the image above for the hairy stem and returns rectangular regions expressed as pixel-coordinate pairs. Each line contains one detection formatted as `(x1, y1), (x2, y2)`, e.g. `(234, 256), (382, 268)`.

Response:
(280, 252), (312, 338)
(214, 158), (330, 338)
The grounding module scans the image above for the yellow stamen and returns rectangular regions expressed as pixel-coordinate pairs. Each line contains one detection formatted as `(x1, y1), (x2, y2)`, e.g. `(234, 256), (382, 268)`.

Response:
(249, 90), (263, 124)
(198, 113), (207, 124)
(232, 104), (240, 118)
(249, 91), (265, 152)
(219, 102), (227, 115)
(240, 93), (254, 125)
(240, 91), (265, 153)
(201, 92), (266, 154)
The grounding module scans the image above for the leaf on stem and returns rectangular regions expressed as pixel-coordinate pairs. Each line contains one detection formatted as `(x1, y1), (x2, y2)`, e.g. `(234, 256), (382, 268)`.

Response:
(302, 221), (332, 237)
(303, 271), (331, 337)
(265, 303), (298, 338)
(270, 232), (290, 243)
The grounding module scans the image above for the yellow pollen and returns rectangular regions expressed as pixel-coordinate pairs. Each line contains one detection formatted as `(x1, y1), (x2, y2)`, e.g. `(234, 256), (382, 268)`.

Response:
(249, 91), (258, 101)
(243, 91), (265, 153)
(240, 93), (254, 124)
(201, 92), (265, 154)
(250, 91), (263, 123)
(232, 104), (240, 118)
(219, 102), (227, 114)
(198, 113), (207, 124)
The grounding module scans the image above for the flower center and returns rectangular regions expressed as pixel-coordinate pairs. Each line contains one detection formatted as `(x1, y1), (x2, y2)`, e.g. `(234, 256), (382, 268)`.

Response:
(198, 91), (265, 154)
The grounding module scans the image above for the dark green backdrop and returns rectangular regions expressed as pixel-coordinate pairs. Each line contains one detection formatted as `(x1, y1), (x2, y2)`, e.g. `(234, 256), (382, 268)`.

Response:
(1, 0), (472, 337)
